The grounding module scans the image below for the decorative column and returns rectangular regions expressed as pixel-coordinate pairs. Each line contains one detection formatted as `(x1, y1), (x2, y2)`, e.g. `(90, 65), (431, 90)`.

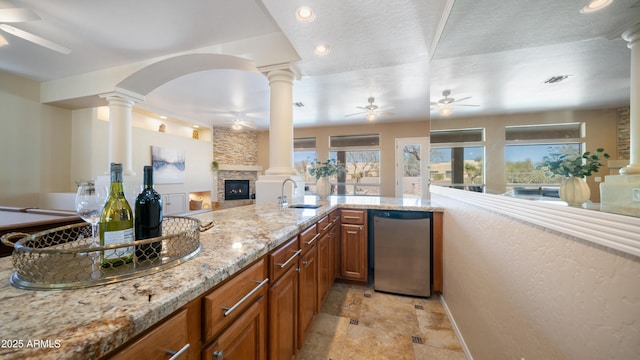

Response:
(255, 67), (304, 204)
(99, 91), (144, 175)
(265, 69), (297, 175)
(620, 22), (640, 175)
(600, 21), (640, 209)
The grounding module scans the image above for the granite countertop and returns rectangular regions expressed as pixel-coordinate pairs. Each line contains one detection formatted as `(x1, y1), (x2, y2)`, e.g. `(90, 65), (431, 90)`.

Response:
(0, 196), (442, 359)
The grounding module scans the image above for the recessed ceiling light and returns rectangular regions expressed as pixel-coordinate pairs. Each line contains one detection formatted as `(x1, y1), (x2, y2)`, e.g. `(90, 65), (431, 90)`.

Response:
(159, 115), (167, 119)
(296, 6), (316, 23)
(314, 44), (330, 56)
(580, 0), (613, 13)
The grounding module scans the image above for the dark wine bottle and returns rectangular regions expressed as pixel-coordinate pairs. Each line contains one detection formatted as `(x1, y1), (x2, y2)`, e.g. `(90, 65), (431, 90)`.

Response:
(135, 165), (163, 261)
(100, 163), (134, 267)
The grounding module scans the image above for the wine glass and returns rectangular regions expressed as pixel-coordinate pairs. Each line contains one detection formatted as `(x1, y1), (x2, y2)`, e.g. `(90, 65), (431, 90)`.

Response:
(75, 181), (107, 248)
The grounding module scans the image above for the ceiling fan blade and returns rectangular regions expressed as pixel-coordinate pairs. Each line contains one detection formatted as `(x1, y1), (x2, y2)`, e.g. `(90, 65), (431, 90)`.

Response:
(454, 104), (480, 107)
(0, 8), (40, 23)
(0, 24), (71, 54)
(345, 111), (367, 117)
(451, 96), (472, 103)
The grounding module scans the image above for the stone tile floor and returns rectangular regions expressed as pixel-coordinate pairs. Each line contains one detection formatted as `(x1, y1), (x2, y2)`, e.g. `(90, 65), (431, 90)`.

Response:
(299, 282), (466, 360)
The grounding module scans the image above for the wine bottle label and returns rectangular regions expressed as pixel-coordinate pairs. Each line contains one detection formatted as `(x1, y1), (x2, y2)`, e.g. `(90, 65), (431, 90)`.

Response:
(103, 228), (134, 259)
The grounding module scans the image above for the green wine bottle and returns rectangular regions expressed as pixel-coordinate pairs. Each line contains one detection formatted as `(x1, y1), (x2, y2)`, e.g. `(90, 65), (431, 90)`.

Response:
(99, 162), (134, 267)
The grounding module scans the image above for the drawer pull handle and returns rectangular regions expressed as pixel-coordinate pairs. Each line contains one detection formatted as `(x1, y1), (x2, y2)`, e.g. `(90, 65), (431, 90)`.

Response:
(213, 350), (224, 359)
(306, 233), (320, 245)
(322, 223), (332, 231)
(277, 249), (302, 268)
(166, 343), (190, 359)
(222, 278), (269, 317)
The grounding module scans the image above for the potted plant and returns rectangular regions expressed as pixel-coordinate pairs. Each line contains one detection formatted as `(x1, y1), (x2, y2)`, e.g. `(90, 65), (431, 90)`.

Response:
(308, 159), (347, 198)
(536, 148), (609, 206)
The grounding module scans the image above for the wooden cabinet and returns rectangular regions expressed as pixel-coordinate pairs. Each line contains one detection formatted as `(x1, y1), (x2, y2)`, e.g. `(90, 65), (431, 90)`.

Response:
(329, 210), (341, 282)
(316, 230), (331, 311)
(202, 296), (267, 360)
(202, 258), (268, 360)
(108, 308), (191, 360)
(268, 264), (298, 360)
(432, 212), (444, 293)
(297, 245), (317, 349)
(339, 209), (368, 283)
(268, 236), (300, 360)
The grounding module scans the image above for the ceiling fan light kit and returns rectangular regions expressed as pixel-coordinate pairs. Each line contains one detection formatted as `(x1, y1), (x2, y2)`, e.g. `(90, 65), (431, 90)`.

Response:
(345, 97), (394, 120)
(430, 89), (479, 116)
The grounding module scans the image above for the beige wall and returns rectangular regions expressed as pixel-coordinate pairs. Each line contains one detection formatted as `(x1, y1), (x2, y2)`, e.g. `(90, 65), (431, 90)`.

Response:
(430, 109), (618, 202)
(0, 71), (72, 206)
(258, 120), (430, 197)
(434, 192), (640, 359)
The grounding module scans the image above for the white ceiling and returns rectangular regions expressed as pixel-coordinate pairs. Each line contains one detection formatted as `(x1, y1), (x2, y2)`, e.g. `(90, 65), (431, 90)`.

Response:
(0, 0), (638, 130)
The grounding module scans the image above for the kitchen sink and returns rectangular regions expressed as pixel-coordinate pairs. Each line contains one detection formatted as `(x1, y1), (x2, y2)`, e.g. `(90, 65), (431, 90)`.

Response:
(288, 204), (322, 209)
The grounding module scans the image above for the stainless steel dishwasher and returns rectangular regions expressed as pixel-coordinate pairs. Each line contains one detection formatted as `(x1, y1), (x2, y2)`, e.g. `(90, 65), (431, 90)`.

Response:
(371, 210), (431, 297)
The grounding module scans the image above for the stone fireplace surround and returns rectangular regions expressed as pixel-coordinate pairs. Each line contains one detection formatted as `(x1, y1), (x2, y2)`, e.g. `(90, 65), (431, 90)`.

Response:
(212, 127), (261, 210)
(214, 166), (261, 209)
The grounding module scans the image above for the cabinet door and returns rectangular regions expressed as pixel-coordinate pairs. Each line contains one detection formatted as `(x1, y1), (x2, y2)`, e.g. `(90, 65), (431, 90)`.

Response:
(268, 264), (298, 360)
(340, 223), (367, 282)
(163, 193), (186, 215)
(202, 296), (267, 360)
(110, 309), (190, 360)
(317, 232), (331, 312)
(297, 246), (317, 349)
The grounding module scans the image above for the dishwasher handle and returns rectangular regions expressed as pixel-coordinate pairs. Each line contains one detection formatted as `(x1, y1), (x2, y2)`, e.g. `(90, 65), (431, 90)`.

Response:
(371, 210), (431, 220)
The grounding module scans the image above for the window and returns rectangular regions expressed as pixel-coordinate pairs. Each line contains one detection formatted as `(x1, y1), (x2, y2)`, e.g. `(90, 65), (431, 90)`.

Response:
(505, 143), (581, 185)
(294, 137), (316, 183)
(430, 129), (485, 191)
(504, 123), (583, 189)
(329, 134), (380, 196)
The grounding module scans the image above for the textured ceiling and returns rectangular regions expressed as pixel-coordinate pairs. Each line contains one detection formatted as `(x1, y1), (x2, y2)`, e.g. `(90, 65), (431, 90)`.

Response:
(0, 0), (638, 129)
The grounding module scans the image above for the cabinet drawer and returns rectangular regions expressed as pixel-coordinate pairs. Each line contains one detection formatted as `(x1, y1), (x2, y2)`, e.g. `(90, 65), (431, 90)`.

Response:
(203, 258), (268, 343)
(269, 236), (300, 282)
(317, 215), (330, 235)
(110, 308), (189, 360)
(299, 223), (319, 254)
(341, 209), (365, 224)
(329, 210), (340, 223)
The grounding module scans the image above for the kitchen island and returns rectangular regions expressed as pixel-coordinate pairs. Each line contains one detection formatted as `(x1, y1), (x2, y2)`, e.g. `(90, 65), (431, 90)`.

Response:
(0, 196), (442, 359)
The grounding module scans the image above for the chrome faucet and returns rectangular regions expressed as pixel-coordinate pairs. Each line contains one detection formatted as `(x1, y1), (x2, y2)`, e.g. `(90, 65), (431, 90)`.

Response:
(279, 179), (298, 208)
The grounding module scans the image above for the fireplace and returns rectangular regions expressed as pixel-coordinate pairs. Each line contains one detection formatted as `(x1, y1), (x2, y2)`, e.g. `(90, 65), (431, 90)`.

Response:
(225, 180), (250, 200)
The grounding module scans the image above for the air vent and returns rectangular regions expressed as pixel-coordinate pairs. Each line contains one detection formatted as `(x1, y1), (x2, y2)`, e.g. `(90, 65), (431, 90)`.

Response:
(294, 102), (304, 108)
(543, 75), (571, 84)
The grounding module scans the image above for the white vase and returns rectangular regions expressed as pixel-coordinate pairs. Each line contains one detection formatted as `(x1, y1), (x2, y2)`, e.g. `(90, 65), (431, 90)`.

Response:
(316, 176), (331, 198)
(559, 176), (590, 206)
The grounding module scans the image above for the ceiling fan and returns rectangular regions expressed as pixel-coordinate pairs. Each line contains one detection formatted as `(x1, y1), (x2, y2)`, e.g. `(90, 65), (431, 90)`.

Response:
(430, 90), (478, 116)
(0, 7), (71, 54)
(345, 97), (394, 121)
(213, 112), (257, 131)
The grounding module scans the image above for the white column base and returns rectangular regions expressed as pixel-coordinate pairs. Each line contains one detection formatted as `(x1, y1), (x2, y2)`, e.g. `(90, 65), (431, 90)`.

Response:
(600, 174), (640, 208)
(255, 175), (304, 204)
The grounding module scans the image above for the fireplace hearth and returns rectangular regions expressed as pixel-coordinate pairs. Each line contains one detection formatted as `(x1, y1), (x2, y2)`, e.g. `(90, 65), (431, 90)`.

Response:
(225, 180), (250, 200)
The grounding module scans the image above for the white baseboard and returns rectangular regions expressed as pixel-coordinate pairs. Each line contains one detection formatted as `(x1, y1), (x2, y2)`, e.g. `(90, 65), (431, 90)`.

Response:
(439, 294), (473, 360)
